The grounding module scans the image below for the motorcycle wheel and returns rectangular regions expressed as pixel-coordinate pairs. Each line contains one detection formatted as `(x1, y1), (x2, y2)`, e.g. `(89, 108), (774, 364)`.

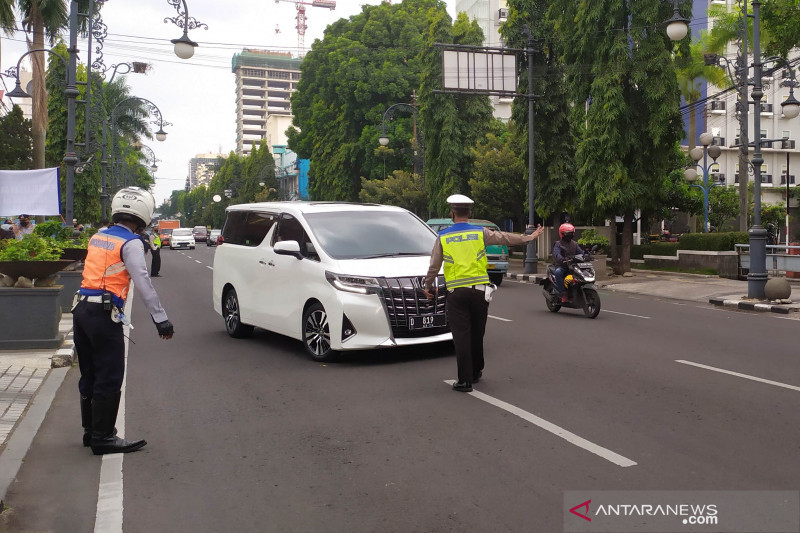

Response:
(545, 295), (561, 313)
(582, 288), (601, 319)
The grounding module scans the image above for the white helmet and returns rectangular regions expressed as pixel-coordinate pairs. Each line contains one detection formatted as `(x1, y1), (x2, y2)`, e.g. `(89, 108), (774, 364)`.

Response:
(446, 194), (474, 207)
(111, 187), (155, 228)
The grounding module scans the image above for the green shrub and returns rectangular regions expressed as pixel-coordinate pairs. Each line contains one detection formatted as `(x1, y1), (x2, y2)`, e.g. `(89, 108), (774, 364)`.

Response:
(577, 228), (610, 252)
(0, 234), (63, 261)
(677, 232), (748, 251)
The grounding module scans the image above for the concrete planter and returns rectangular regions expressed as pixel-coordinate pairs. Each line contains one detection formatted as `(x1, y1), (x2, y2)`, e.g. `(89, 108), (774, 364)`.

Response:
(591, 254), (609, 280)
(56, 269), (83, 312)
(0, 286), (64, 349)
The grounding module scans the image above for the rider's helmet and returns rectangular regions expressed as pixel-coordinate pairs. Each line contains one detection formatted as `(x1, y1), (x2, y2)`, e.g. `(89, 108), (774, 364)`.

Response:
(111, 187), (155, 229)
(559, 223), (575, 240)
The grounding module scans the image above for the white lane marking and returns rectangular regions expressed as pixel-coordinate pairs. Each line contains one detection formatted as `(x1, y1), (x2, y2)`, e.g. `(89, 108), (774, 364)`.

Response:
(95, 298), (133, 532)
(488, 314), (512, 322)
(443, 380), (637, 467)
(186, 256), (192, 259)
(603, 310), (651, 319)
(676, 360), (800, 392)
(206, 266), (213, 270)
(195, 260), (202, 264)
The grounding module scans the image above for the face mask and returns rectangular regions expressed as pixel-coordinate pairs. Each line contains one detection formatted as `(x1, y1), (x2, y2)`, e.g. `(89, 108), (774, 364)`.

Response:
(563, 234), (573, 242)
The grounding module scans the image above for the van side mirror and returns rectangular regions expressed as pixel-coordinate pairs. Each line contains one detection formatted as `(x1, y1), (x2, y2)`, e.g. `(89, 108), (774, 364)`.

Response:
(274, 240), (303, 259)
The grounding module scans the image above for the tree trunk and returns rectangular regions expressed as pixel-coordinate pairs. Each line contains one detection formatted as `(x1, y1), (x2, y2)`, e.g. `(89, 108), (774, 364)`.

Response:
(31, 7), (47, 171)
(688, 105), (696, 152)
(620, 211), (634, 274)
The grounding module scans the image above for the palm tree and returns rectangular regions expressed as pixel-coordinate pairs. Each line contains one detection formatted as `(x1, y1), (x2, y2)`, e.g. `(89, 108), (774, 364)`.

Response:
(675, 38), (730, 152)
(1, 1), (90, 171)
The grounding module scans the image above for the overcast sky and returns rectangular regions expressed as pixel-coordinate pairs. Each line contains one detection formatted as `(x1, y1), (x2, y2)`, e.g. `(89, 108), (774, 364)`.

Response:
(1, 0), (457, 206)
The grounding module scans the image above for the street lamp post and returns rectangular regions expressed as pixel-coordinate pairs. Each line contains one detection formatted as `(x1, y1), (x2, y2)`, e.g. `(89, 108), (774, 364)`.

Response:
(6, 41), (79, 226)
(521, 25), (538, 274)
(684, 132), (722, 232)
(164, 0), (208, 60)
(109, 97), (170, 194)
(667, 0), (800, 299)
(378, 101), (427, 217)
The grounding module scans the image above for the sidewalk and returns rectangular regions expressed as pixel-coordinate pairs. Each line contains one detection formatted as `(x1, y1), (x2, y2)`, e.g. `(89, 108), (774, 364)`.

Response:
(0, 315), (74, 508)
(505, 257), (800, 314)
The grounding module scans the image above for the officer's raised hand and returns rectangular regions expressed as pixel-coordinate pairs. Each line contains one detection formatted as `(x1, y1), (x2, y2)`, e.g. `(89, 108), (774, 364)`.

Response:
(156, 319), (174, 340)
(525, 224), (544, 238)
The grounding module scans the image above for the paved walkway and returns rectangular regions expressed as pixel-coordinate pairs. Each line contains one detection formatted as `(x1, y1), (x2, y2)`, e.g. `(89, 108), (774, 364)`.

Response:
(0, 315), (74, 507)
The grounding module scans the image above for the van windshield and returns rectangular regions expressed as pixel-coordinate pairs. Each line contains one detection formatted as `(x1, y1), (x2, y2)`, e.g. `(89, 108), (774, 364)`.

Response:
(304, 211), (436, 260)
(173, 228), (192, 236)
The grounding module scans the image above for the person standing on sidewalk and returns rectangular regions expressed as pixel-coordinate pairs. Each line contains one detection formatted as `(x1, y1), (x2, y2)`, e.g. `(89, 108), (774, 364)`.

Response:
(423, 194), (545, 392)
(73, 187), (174, 455)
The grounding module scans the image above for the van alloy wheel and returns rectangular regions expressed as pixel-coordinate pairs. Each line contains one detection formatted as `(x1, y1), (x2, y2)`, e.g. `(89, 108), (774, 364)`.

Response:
(302, 302), (336, 362)
(223, 289), (254, 338)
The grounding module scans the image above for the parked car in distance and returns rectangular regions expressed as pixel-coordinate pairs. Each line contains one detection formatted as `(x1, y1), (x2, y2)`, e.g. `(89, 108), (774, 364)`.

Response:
(192, 225), (208, 242)
(158, 228), (173, 247)
(170, 228), (195, 250)
(207, 229), (222, 246)
(426, 218), (509, 285)
(213, 202), (451, 362)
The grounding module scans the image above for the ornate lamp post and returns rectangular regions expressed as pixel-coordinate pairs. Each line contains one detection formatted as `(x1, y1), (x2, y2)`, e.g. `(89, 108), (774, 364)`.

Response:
(164, 0), (208, 60)
(684, 133), (721, 232)
(6, 45), (78, 226)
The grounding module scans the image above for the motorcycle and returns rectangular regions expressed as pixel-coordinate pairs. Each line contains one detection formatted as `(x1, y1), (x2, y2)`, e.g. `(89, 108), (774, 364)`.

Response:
(536, 250), (601, 319)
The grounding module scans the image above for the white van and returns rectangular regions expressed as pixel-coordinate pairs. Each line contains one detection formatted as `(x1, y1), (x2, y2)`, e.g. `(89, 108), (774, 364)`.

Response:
(212, 202), (451, 361)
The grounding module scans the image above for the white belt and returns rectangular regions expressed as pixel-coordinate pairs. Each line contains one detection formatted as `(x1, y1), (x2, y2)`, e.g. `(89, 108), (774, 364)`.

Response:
(450, 284), (487, 292)
(80, 295), (104, 303)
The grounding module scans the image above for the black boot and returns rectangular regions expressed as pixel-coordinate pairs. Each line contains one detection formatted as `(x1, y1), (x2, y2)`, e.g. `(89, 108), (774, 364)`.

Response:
(80, 395), (92, 446)
(90, 393), (147, 455)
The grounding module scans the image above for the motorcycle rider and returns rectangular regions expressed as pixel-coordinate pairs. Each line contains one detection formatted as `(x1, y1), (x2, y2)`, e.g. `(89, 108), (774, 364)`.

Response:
(552, 223), (586, 303)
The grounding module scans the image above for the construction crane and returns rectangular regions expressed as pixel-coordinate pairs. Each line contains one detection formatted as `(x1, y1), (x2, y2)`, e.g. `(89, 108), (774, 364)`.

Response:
(274, 0), (336, 54)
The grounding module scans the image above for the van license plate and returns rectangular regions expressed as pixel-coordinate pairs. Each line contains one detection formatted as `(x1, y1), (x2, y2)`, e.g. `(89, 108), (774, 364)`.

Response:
(408, 314), (446, 330)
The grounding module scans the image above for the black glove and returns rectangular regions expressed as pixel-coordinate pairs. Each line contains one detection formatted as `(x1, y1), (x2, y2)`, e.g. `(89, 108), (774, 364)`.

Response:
(155, 320), (174, 336)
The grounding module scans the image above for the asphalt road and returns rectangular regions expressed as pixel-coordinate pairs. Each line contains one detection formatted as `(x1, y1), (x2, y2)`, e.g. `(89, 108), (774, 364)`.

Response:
(2, 245), (799, 533)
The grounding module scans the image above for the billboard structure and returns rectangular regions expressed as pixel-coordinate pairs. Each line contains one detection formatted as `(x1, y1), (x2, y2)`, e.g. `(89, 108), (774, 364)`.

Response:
(441, 46), (518, 97)
(435, 40), (540, 272)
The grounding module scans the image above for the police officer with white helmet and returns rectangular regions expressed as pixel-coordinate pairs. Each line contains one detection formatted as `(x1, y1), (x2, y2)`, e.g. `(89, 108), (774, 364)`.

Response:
(424, 194), (544, 392)
(73, 187), (173, 455)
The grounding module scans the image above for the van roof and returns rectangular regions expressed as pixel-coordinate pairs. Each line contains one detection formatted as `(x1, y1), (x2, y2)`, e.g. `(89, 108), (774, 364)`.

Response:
(225, 201), (409, 215)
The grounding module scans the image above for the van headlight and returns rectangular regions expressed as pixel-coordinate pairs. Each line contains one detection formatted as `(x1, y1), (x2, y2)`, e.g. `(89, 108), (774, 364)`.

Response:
(325, 271), (381, 294)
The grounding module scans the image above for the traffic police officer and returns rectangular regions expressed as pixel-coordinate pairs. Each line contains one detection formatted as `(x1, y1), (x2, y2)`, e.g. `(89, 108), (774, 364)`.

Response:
(149, 228), (162, 277)
(73, 187), (174, 455)
(424, 194), (544, 392)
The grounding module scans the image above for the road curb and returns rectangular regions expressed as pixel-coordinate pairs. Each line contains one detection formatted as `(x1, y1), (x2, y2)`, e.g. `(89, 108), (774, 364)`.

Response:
(506, 273), (541, 284)
(708, 297), (794, 314)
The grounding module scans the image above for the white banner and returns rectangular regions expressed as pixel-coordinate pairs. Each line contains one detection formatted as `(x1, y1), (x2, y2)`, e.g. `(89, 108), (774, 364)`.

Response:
(0, 168), (61, 215)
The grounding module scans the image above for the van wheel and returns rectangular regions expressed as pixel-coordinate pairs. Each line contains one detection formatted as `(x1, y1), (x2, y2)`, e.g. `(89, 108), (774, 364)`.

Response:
(489, 273), (503, 286)
(223, 288), (253, 338)
(302, 302), (336, 362)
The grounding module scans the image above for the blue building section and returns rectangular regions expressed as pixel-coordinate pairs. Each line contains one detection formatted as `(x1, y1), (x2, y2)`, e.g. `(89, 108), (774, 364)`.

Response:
(297, 159), (309, 200)
(680, 0), (710, 147)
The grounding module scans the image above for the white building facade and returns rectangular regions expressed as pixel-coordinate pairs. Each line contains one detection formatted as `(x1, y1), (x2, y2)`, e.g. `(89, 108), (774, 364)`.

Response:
(232, 50), (301, 157)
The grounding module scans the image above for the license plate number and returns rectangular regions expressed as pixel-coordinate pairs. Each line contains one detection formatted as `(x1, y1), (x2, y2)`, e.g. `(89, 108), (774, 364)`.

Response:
(577, 262), (593, 268)
(408, 314), (446, 330)
(486, 264), (495, 269)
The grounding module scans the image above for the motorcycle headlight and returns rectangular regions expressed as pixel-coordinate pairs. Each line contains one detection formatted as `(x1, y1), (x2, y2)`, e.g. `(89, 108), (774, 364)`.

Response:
(325, 271), (381, 294)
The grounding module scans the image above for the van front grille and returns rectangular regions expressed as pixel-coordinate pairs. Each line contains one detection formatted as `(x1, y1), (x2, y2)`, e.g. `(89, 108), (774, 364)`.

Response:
(378, 276), (449, 338)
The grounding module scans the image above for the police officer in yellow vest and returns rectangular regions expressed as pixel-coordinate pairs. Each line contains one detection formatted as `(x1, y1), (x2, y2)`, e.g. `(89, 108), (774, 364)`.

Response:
(149, 228), (162, 277)
(73, 187), (174, 455)
(424, 195), (544, 392)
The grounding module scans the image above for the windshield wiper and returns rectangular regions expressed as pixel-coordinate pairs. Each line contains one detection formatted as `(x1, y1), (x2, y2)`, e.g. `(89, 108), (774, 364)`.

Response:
(359, 252), (427, 259)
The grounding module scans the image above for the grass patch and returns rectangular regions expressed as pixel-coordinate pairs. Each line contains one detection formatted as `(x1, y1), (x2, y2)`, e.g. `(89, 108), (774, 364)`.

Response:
(633, 264), (718, 276)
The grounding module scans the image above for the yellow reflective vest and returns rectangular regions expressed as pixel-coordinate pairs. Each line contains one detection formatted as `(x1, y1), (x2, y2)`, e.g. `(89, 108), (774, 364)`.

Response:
(439, 223), (489, 289)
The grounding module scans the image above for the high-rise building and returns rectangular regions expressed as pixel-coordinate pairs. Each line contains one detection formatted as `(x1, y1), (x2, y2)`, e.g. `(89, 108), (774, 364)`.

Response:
(697, 1), (798, 207)
(455, 0), (512, 121)
(232, 49), (302, 156)
(189, 153), (226, 189)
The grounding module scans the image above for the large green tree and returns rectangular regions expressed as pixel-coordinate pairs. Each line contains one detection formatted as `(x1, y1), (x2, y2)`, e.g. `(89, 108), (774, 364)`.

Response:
(288, 0), (493, 214)
(418, 10), (494, 214)
(468, 122), (527, 229)
(549, 0), (688, 272)
(0, 104), (32, 169)
(502, 0), (577, 223)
